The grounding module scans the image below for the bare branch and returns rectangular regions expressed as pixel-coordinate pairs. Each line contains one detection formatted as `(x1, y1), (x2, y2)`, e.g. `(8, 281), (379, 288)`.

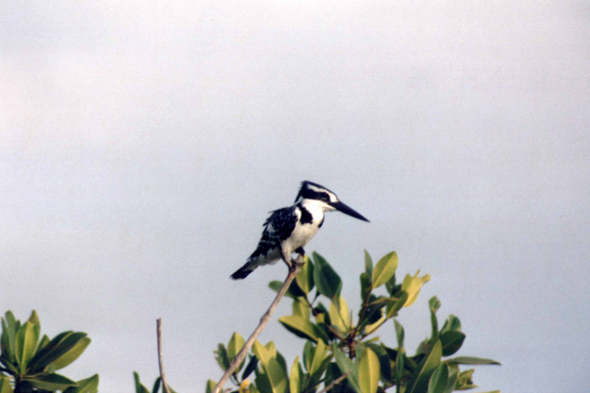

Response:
(212, 255), (304, 393)
(157, 318), (172, 393)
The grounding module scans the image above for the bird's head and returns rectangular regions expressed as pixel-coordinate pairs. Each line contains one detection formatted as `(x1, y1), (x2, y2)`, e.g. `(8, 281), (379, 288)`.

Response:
(295, 181), (370, 222)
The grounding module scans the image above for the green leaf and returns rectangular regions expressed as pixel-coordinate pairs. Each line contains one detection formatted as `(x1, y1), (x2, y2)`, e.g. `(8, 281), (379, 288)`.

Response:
(36, 335), (50, 354)
(15, 321), (39, 371)
(427, 363), (450, 393)
(405, 340), (442, 393)
(454, 368), (477, 390)
(268, 280), (305, 299)
(133, 372), (150, 393)
(332, 345), (362, 393)
(63, 374), (99, 393)
(227, 332), (245, 371)
(364, 250), (373, 276)
(443, 364), (460, 393)
(395, 350), (404, 393)
(440, 331), (466, 356)
(359, 348), (380, 393)
(445, 356), (501, 366)
(371, 252), (398, 288)
(52, 336), (91, 370)
(360, 272), (372, 302)
(329, 296), (350, 333)
(279, 315), (327, 343)
(152, 377), (162, 393)
(385, 274), (398, 296)
(241, 354), (258, 380)
(401, 270), (431, 307)
(295, 256), (314, 295)
(394, 319), (404, 347)
(2, 312), (17, 361)
(214, 343), (230, 371)
(28, 331), (88, 372)
(385, 292), (408, 319)
(289, 356), (304, 393)
(429, 296), (441, 342)
(0, 378), (14, 393)
(27, 373), (77, 391)
(312, 252), (342, 300)
(441, 315), (462, 334)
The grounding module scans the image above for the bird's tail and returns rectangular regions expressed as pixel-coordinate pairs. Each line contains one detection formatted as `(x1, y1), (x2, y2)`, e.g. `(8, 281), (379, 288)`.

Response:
(230, 261), (256, 280)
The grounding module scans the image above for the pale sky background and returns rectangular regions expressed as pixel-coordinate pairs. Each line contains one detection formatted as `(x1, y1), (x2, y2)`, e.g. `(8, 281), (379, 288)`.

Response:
(1, 1), (589, 392)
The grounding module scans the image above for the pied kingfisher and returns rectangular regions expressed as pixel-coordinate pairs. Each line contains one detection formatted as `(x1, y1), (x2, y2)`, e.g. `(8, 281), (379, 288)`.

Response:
(231, 181), (369, 279)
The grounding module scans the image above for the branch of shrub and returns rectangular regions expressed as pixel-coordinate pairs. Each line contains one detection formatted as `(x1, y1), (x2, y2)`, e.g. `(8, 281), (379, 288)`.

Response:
(157, 318), (172, 393)
(212, 255), (305, 393)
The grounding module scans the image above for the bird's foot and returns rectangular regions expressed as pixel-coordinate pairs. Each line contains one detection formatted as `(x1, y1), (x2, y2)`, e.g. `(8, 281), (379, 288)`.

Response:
(293, 248), (307, 267)
(280, 249), (294, 270)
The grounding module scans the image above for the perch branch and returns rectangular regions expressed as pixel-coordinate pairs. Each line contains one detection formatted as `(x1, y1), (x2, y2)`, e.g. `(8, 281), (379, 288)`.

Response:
(157, 318), (172, 393)
(212, 255), (304, 393)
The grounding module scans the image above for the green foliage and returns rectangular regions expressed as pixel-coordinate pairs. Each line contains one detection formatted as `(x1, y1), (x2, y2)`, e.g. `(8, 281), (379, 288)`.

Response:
(0, 310), (98, 393)
(133, 372), (178, 393)
(209, 251), (500, 393)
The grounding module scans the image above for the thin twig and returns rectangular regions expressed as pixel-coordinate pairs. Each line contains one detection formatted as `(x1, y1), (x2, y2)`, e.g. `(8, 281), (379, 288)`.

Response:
(157, 318), (172, 393)
(212, 256), (304, 393)
(317, 372), (349, 393)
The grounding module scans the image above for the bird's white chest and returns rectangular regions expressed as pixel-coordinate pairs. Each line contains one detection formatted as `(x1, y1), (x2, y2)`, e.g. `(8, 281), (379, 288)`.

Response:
(284, 205), (324, 251)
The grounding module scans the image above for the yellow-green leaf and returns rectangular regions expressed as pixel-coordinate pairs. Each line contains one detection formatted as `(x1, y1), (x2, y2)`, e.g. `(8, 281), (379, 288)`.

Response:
(293, 298), (310, 320)
(63, 374), (99, 393)
(328, 296), (350, 333)
(227, 332), (245, 362)
(279, 315), (324, 343)
(28, 311), (41, 330)
(289, 356), (304, 393)
(295, 256), (314, 294)
(371, 252), (398, 288)
(52, 336), (91, 370)
(0, 377), (14, 393)
(205, 379), (216, 393)
(252, 341), (288, 393)
(15, 321), (39, 371)
(401, 270), (431, 307)
(308, 340), (328, 377)
(364, 315), (385, 336)
(359, 348), (380, 393)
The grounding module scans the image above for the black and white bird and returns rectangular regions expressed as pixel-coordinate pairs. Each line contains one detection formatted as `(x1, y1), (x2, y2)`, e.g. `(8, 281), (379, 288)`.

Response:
(231, 181), (369, 279)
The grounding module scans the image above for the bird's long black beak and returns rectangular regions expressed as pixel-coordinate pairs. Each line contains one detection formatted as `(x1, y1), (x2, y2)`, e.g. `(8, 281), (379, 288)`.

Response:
(331, 201), (370, 222)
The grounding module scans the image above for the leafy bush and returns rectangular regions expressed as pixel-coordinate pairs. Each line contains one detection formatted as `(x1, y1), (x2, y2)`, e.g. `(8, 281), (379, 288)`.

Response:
(208, 251), (500, 393)
(0, 311), (98, 393)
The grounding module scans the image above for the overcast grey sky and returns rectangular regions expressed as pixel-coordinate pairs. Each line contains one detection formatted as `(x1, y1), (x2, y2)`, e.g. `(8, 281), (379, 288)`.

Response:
(1, 1), (589, 392)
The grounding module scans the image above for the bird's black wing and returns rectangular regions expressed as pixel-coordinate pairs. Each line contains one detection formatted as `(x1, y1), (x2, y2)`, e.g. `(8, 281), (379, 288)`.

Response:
(249, 206), (298, 259)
